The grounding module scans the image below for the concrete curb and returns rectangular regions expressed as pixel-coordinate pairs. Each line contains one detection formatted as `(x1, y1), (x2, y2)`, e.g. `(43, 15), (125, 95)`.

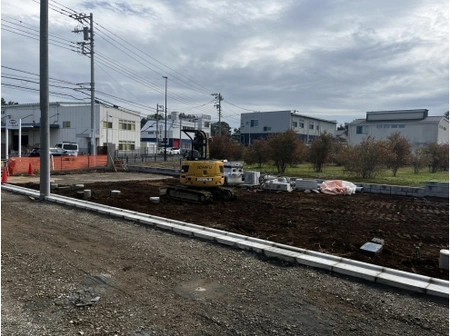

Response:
(1, 183), (448, 299)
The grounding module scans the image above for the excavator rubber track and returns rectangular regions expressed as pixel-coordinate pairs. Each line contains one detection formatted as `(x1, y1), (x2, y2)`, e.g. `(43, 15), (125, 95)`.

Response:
(166, 186), (213, 204)
(165, 186), (236, 204)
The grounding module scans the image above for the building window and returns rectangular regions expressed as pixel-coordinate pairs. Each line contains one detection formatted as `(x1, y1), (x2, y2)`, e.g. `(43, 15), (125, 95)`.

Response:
(119, 120), (136, 130)
(102, 121), (112, 129)
(118, 140), (135, 150)
(300, 122), (304, 128)
(250, 119), (258, 127)
(316, 125), (319, 130)
(391, 124), (398, 128)
(384, 125), (390, 128)
(204, 121), (210, 128)
(62, 121), (71, 128)
(263, 126), (271, 131)
(376, 125), (383, 129)
(147, 131), (154, 135)
(399, 124), (405, 128)
(309, 122), (314, 130)
(356, 126), (368, 134)
(292, 121), (298, 127)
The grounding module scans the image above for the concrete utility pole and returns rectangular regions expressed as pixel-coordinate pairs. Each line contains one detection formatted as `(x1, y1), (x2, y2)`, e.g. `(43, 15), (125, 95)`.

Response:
(211, 93), (223, 135)
(40, 0), (50, 199)
(163, 76), (168, 161)
(71, 12), (95, 155)
(156, 104), (163, 154)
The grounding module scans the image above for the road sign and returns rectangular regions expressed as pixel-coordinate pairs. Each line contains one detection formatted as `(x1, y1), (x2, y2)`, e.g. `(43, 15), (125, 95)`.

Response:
(8, 120), (19, 129)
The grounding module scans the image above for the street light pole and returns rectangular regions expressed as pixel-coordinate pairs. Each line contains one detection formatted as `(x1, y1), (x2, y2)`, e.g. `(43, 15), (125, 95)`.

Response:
(163, 76), (168, 161)
(106, 114), (109, 145)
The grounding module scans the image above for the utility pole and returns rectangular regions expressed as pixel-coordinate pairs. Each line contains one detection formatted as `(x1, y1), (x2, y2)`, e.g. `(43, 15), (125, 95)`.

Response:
(71, 12), (95, 155)
(211, 93), (223, 136)
(156, 104), (163, 154)
(40, 0), (50, 199)
(163, 76), (168, 161)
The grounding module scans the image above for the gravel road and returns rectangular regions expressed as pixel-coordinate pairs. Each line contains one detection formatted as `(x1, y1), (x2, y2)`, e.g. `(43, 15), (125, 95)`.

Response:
(1, 190), (449, 336)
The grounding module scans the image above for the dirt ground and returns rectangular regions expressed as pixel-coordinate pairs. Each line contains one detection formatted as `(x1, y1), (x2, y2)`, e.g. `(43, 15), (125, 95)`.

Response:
(3, 188), (449, 336)
(20, 177), (449, 280)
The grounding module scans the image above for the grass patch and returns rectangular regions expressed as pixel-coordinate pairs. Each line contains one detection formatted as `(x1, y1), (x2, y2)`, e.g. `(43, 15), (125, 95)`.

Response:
(244, 163), (449, 187)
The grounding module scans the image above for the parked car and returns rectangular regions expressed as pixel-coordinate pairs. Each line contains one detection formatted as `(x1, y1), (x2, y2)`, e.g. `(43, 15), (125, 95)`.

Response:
(168, 147), (180, 155)
(29, 148), (68, 157)
(158, 147), (180, 155)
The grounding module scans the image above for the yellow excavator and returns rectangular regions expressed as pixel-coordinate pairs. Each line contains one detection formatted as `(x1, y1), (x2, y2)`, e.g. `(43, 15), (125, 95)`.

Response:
(165, 130), (235, 204)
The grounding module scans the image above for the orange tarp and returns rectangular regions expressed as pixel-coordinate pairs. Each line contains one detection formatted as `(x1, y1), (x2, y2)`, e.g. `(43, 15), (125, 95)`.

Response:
(7, 155), (108, 175)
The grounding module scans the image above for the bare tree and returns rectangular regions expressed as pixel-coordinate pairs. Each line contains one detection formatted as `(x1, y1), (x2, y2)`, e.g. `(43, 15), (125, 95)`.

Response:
(267, 130), (306, 174)
(424, 142), (449, 173)
(385, 132), (412, 176)
(410, 147), (428, 174)
(308, 131), (334, 172)
(337, 136), (388, 179)
(243, 138), (270, 168)
(209, 135), (243, 161)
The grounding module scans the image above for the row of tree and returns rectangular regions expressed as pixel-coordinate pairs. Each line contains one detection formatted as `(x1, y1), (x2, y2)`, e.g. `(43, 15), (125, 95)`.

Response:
(209, 130), (449, 178)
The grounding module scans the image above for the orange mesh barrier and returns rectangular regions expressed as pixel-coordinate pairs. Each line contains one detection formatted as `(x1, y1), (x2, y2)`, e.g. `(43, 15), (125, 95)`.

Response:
(7, 155), (108, 175)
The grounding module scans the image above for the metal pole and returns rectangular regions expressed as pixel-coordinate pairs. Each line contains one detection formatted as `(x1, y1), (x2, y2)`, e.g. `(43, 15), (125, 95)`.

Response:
(179, 117), (182, 148)
(106, 114), (109, 145)
(156, 104), (159, 155)
(90, 12), (96, 155)
(218, 94), (222, 136)
(163, 76), (168, 161)
(5, 125), (8, 161)
(40, 0), (50, 198)
(18, 119), (22, 157)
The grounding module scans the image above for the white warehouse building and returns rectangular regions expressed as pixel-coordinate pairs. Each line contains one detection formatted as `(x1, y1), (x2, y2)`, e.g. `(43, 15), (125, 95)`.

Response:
(1, 102), (141, 156)
(240, 110), (337, 145)
(141, 111), (212, 152)
(347, 109), (449, 150)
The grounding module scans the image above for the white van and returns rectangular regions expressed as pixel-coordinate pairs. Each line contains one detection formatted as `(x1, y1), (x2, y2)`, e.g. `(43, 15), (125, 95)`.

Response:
(55, 142), (79, 156)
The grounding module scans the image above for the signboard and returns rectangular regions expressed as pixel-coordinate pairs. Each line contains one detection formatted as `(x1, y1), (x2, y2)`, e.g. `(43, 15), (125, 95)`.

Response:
(7, 119), (19, 129)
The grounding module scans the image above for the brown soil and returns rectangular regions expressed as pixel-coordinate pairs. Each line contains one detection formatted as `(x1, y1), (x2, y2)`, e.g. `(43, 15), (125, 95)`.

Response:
(21, 178), (449, 280)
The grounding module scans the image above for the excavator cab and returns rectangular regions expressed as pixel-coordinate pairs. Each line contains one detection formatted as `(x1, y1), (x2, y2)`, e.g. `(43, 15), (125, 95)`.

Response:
(164, 130), (234, 203)
(179, 130), (225, 189)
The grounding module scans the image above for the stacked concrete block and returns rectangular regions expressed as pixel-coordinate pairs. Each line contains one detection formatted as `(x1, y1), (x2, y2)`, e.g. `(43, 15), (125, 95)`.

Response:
(424, 182), (449, 198)
(379, 184), (391, 194)
(295, 179), (319, 190)
(401, 187), (425, 197)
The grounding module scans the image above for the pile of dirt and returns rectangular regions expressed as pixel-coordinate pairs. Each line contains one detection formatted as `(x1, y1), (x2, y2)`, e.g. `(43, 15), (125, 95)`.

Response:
(21, 178), (449, 280)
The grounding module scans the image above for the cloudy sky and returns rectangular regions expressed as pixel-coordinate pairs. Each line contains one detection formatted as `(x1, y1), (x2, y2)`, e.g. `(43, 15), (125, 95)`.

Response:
(1, 0), (448, 130)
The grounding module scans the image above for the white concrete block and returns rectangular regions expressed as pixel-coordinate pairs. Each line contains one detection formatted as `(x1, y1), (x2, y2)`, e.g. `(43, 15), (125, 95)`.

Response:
(273, 243), (307, 254)
(296, 251), (342, 271)
(245, 236), (274, 246)
(333, 259), (383, 282)
(376, 268), (431, 293)
(215, 235), (241, 246)
(426, 278), (449, 298)
(295, 179), (318, 190)
(172, 225), (198, 236)
(264, 246), (303, 262)
(192, 231), (219, 241)
(235, 240), (269, 253)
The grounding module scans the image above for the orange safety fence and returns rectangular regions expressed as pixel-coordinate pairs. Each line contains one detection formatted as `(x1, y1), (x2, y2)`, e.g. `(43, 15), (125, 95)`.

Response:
(6, 155), (108, 176)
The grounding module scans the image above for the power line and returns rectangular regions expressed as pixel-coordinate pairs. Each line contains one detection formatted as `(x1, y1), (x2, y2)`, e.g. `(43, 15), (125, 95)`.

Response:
(93, 21), (213, 95)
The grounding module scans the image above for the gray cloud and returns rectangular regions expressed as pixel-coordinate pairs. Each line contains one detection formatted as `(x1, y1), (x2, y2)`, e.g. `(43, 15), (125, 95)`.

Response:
(1, 0), (448, 128)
